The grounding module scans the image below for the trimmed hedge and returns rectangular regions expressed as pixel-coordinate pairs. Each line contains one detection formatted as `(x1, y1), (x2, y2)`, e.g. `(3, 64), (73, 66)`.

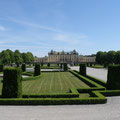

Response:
(0, 65), (3, 72)
(21, 63), (26, 72)
(107, 65), (120, 90)
(34, 64), (41, 76)
(2, 67), (22, 98)
(70, 70), (105, 89)
(79, 64), (86, 76)
(47, 63), (50, 67)
(73, 70), (106, 87)
(60, 63), (62, 69)
(63, 63), (68, 71)
(23, 93), (79, 98)
(86, 75), (106, 87)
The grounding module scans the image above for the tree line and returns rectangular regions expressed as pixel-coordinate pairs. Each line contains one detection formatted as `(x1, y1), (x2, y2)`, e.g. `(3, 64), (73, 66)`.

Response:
(96, 50), (120, 65)
(0, 49), (34, 66)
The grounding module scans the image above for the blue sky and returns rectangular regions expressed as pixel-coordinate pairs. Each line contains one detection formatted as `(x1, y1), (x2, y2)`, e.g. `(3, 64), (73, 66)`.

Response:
(0, 0), (120, 57)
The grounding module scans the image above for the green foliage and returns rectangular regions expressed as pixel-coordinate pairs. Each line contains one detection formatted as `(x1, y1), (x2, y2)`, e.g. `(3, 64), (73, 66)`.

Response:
(21, 64), (26, 72)
(23, 93), (79, 98)
(34, 64), (41, 76)
(60, 63), (62, 69)
(114, 51), (120, 64)
(107, 65), (120, 90)
(63, 63), (68, 71)
(41, 63), (43, 66)
(47, 63), (50, 67)
(0, 50), (11, 65)
(14, 50), (23, 66)
(86, 75), (106, 87)
(2, 67), (22, 98)
(0, 65), (3, 72)
(70, 70), (105, 89)
(79, 64), (86, 76)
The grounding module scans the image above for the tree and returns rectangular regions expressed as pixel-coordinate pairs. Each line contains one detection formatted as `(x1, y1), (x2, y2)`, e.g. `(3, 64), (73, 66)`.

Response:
(114, 51), (120, 64)
(27, 52), (34, 63)
(107, 50), (116, 64)
(0, 50), (11, 65)
(14, 50), (23, 67)
(6, 49), (15, 64)
(96, 51), (107, 64)
(22, 53), (29, 63)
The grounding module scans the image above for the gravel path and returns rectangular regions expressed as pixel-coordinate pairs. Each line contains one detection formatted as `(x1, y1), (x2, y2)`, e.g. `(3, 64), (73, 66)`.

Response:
(0, 96), (120, 120)
(0, 66), (119, 120)
(70, 66), (107, 82)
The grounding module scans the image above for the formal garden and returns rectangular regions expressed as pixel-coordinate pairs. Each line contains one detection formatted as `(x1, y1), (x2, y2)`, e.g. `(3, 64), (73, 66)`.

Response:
(0, 62), (120, 105)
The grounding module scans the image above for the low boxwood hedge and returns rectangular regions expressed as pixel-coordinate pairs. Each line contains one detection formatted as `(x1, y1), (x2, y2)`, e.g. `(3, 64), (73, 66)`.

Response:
(70, 70), (105, 89)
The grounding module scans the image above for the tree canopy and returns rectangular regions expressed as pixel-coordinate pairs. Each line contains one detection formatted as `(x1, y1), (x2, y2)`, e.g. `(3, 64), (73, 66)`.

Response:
(0, 49), (34, 65)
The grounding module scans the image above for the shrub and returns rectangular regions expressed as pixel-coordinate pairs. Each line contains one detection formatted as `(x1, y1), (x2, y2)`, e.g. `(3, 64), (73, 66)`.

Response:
(41, 63), (43, 67)
(106, 65), (120, 90)
(79, 64), (86, 76)
(90, 63), (92, 67)
(47, 63), (50, 67)
(63, 63), (68, 71)
(21, 63), (26, 72)
(60, 63), (62, 69)
(34, 64), (41, 76)
(2, 67), (22, 98)
(0, 65), (3, 72)
(87, 63), (89, 67)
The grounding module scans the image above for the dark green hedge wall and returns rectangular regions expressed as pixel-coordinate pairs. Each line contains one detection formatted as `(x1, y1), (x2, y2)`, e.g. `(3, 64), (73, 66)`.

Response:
(21, 64), (26, 72)
(2, 67), (22, 98)
(34, 64), (41, 76)
(79, 64), (86, 76)
(64, 63), (68, 71)
(0, 65), (3, 72)
(107, 65), (120, 90)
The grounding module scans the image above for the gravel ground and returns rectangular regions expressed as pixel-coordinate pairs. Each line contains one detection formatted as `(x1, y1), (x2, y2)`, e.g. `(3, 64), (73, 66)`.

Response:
(0, 66), (119, 120)
(0, 96), (120, 120)
(70, 66), (107, 82)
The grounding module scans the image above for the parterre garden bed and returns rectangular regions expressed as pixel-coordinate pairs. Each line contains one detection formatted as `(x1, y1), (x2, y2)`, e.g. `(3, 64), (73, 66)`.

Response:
(0, 70), (120, 105)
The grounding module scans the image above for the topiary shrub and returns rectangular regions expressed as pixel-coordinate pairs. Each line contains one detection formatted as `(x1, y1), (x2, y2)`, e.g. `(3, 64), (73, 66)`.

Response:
(2, 67), (22, 98)
(60, 63), (62, 69)
(87, 63), (89, 67)
(47, 63), (50, 67)
(34, 64), (41, 76)
(79, 64), (86, 76)
(21, 63), (26, 72)
(64, 63), (68, 71)
(90, 63), (93, 67)
(107, 65), (120, 90)
(41, 63), (43, 67)
(0, 65), (3, 72)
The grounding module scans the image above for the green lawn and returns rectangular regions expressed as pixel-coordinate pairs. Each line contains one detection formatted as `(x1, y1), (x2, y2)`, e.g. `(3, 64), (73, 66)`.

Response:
(0, 72), (90, 96)
(22, 72), (89, 94)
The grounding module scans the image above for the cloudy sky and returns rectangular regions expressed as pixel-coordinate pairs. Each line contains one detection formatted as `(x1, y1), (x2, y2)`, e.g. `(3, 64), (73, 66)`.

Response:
(0, 0), (120, 57)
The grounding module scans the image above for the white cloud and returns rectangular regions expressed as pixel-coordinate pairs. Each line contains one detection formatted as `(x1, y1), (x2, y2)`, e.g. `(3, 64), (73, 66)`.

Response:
(7, 17), (61, 33)
(53, 33), (90, 45)
(0, 26), (5, 31)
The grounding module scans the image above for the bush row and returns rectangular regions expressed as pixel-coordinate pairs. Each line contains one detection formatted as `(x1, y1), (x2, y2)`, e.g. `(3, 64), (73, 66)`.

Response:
(0, 65), (3, 72)
(0, 97), (107, 105)
(70, 70), (105, 89)
(23, 93), (79, 98)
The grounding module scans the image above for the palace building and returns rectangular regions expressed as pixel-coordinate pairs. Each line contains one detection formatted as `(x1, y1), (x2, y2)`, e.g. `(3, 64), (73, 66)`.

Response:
(34, 50), (96, 64)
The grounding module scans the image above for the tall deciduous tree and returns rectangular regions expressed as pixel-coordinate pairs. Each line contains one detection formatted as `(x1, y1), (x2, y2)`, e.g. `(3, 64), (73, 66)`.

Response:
(14, 50), (23, 67)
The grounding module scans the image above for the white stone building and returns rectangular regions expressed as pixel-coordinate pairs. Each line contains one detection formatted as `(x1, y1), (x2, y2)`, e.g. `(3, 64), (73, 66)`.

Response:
(34, 50), (96, 64)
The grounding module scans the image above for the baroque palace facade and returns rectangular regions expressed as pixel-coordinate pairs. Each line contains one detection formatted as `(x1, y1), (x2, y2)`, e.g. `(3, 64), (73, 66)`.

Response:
(34, 50), (96, 64)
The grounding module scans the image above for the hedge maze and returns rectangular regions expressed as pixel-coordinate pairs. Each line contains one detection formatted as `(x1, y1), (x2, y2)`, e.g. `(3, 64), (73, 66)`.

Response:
(0, 64), (120, 105)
